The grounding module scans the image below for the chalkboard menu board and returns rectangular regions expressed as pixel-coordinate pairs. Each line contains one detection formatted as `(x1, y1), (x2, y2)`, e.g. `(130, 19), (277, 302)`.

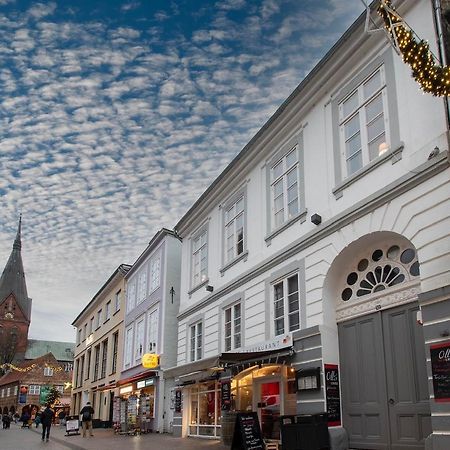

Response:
(221, 380), (231, 410)
(430, 341), (450, 402)
(324, 364), (341, 426)
(231, 412), (264, 450)
(174, 390), (182, 412)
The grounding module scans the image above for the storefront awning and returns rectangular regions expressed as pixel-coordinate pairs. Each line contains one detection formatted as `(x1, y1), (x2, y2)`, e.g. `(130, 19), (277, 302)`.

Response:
(164, 355), (220, 379)
(93, 382), (116, 392)
(219, 346), (294, 371)
(117, 370), (158, 386)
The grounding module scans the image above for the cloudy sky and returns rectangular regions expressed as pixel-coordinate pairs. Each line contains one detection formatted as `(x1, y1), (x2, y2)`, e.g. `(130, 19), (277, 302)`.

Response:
(0, 0), (367, 342)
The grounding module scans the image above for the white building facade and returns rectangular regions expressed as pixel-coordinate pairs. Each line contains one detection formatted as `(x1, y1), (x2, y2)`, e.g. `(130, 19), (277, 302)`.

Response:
(167, 1), (450, 449)
(118, 229), (181, 434)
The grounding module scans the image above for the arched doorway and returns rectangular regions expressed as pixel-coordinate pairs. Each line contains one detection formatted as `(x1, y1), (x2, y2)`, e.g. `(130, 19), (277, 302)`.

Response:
(327, 232), (431, 450)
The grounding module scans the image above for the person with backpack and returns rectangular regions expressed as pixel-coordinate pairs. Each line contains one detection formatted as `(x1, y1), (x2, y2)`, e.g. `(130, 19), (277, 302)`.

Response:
(40, 404), (54, 442)
(79, 401), (94, 437)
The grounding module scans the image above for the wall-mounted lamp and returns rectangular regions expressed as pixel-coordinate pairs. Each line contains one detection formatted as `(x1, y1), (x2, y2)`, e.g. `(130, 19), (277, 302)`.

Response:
(311, 214), (322, 225)
(206, 285), (214, 292)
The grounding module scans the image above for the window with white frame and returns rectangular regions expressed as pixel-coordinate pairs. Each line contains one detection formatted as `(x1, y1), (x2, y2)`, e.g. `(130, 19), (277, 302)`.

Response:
(6, 387), (10, 397)
(224, 196), (245, 264)
(105, 301), (111, 321)
(56, 385), (64, 394)
(115, 290), (121, 312)
(339, 65), (389, 177)
(89, 317), (94, 334)
(96, 309), (102, 328)
(124, 326), (133, 367)
(83, 323), (87, 341)
(14, 386), (17, 396)
(190, 322), (203, 362)
(192, 231), (207, 287)
(138, 269), (147, 304)
(135, 317), (145, 360)
(147, 308), (158, 353)
(77, 328), (82, 344)
(65, 362), (73, 372)
(44, 367), (54, 376)
(150, 256), (161, 291)
(29, 385), (40, 395)
(224, 303), (241, 351)
(127, 282), (136, 312)
(271, 147), (300, 229)
(273, 273), (300, 336)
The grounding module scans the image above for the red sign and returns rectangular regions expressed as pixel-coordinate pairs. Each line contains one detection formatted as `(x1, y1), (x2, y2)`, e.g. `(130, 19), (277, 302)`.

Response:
(324, 364), (341, 426)
(430, 342), (450, 402)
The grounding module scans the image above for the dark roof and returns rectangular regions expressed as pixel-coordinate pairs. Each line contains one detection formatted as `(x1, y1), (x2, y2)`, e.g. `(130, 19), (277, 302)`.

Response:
(25, 340), (75, 361)
(0, 216), (31, 320)
(71, 263), (131, 325)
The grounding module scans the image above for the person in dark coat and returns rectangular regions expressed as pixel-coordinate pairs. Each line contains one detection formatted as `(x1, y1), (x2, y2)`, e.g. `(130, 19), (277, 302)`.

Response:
(79, 401), (94, 437)
(40, 404), (54, 442)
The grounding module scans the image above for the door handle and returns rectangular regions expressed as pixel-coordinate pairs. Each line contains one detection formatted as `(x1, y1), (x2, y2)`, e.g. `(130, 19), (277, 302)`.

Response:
(388, 398), (395, 405)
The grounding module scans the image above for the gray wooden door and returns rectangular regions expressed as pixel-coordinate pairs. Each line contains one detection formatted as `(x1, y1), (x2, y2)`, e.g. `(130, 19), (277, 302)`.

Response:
(339, 303), (431, 450)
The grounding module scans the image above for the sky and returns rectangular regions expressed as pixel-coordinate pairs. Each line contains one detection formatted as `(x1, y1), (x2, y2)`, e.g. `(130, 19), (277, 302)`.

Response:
(0, 0), (367, 342)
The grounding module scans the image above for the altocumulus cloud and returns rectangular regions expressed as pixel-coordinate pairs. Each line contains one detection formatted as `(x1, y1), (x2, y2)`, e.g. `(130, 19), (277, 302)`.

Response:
(0, 0), (365, 341)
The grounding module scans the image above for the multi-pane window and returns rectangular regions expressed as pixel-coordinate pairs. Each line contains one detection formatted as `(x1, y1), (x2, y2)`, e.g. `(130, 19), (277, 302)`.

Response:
(192, 231), (207, 287)
(96, 310), (102, 328)
(127, 282), (136, 312)
(135, 318), (145, 360)
(65, 362), (73, 372)
(111, 332), (119, 374)
(124, 326), (133, 367)
(101, 339), (108, 379)
(6, 387), (10, 397)
(74, 359), (79, 388)
(150, 256), (161, 291)
(271, 148), (300, 229)
(339, 66), (388, 177)
(224, 303), (241, 351)
(138, 270), (147, 304)
(147, 308), (158, 353)
(93, 345), (100, 381)
(56, 386), (64, 394)
(77, 328), (82, 344)
(29, 385), (40, 395)
(225, 196), (244, 263)
(44, 367), (53, 376)
(89, 317), (94, 334)
(79, 356), (85, 386)
(115, 290), (121, 312)
(83, 323), (87, 341)
(273, 273), (300, 336)
(105, 301), (111, 321)
(190, 322), (203, 362)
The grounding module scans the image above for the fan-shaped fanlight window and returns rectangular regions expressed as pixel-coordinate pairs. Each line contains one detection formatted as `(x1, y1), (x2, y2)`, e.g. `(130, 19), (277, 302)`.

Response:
(341, 245), (419, 302)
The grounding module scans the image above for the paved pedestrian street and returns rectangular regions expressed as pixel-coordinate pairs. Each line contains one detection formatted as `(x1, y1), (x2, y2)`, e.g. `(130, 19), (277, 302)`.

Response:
(0, 423), (229, 450)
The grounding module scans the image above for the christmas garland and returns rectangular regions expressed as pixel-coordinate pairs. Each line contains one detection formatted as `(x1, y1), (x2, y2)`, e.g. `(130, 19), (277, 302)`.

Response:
(0, 362), (63, 373)
(377, 0), (450, 96)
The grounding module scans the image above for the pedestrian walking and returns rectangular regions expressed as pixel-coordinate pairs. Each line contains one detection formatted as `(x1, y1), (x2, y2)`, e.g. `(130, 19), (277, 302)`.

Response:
(40, 403), (54, 442)
(79, 401), (94, 438)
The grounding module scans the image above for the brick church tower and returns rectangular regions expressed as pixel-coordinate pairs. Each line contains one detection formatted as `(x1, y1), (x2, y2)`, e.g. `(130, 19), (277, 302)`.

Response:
(0, 216), (31, 363)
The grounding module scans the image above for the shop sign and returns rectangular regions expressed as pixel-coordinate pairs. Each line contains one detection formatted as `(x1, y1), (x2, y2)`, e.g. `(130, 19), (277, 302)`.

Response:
(231, 412), (264, 450)
(430, 341), (450, 402)
(137, 378), (155, 389)
(142, 353), (159, 369)
(238, 335), (291, 353)
(119, 386), (133, 395)
(174, 390), (182, 413)
(39, 385), (51, 405)
(324, 364), (341, 427)
(221, 380), (231, 410)
(19, 385), (28, 404)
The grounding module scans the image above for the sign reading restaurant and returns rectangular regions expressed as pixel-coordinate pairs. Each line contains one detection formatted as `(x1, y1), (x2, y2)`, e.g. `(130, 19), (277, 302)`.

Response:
(236, 335), (292, 353)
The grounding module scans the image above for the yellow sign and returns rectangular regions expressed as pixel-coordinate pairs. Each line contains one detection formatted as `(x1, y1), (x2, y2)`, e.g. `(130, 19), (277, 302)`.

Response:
(142, 353), (159, 369)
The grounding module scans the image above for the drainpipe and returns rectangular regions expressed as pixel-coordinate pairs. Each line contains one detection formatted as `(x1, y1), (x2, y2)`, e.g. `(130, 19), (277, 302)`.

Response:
(432, 0), (450, 156)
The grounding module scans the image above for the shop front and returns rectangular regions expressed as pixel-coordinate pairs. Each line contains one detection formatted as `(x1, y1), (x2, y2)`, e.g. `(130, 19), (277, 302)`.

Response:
(115, 372), (158, 434)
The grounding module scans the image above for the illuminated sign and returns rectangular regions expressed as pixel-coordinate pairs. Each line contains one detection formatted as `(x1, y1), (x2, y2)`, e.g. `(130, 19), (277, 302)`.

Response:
(142, 353), (159, 369)
(119, 386), (133, 395)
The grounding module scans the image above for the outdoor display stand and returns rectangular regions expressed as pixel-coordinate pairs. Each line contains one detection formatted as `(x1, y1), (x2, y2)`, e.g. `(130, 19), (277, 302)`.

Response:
(65, 415), (80, 436)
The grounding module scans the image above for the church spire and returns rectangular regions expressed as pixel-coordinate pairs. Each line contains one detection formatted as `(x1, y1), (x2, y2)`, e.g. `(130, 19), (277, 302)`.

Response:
(13, 214), (22, 251)
(0, 215), (31, 322)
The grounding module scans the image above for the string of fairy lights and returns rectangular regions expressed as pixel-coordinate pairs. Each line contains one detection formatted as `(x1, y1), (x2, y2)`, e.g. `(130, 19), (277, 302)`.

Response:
(377, 0), (450, 96)
(0, 362), (64, 373)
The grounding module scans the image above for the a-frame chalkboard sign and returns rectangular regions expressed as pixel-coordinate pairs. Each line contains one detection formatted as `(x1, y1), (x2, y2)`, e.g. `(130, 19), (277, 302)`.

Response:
(231, 412), (265, 450)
